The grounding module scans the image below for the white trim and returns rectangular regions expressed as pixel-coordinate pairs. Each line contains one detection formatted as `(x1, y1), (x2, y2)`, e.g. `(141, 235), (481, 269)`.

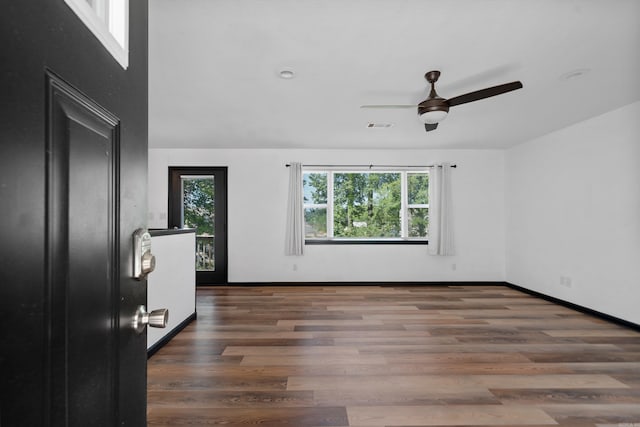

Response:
(400, 171), (408, 237)
(304, 204), (326, 209)
(181, 175), (214, 180)
(327, 172), (334, 238)
(63, 0), (129, 69)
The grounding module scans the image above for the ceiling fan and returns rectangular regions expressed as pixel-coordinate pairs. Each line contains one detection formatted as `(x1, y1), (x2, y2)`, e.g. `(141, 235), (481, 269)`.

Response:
(361, 70), (523, 132)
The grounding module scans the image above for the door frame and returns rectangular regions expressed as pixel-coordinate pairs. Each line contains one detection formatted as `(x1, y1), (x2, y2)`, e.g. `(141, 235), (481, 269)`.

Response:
(168, 167), (228, 285)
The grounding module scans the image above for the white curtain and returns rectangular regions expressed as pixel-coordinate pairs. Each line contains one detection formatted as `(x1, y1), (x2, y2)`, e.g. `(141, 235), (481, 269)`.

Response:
(428, 163), (454, 255)
(285, 162), (304, 255)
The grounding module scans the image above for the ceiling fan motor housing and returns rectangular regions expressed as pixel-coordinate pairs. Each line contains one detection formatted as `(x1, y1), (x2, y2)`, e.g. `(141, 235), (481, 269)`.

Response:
(418, 70), (449, 120)
(417, 98), (449, 116)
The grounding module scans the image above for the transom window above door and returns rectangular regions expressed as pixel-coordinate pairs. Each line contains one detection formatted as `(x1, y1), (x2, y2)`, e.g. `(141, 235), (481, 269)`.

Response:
(63, 0), (129, 68)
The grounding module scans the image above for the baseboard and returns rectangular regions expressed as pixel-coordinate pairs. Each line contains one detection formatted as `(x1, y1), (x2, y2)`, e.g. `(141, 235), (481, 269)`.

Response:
(226, 281), (506, 287)
(505, 282), (640, 332)
(147, 312), (197, 358)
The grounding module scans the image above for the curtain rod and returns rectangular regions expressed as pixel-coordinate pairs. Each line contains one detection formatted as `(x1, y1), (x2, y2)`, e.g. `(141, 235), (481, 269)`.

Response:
(285, 163), (457, 168)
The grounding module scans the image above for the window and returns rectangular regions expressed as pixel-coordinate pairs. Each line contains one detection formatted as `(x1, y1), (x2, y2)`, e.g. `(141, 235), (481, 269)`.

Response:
(407, 173), (429, 237)
(303, 170), (429, 242)
(303, 172), (328, 238)
(64, 0), (129, 68)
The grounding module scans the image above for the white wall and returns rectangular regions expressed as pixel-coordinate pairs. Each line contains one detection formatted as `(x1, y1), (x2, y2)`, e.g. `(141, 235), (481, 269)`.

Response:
(506, 101), (640, 324)
(147, 232), (196, 349)
(148, 149), (506, 283)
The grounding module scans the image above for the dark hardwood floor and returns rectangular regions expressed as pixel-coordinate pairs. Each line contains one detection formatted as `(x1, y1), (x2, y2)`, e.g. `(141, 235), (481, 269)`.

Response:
(147, 285), (640, 426)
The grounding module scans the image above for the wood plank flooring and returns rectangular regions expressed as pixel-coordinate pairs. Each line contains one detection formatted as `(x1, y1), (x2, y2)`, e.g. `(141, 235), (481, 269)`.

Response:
(147, 285), (640, 426)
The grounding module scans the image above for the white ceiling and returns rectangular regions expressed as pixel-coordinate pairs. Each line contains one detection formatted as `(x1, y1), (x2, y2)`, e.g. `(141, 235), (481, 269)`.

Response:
(148, 0), (640, 150)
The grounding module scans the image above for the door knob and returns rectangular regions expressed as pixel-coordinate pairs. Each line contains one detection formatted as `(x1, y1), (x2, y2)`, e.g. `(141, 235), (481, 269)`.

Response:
(133, 305), (169, 333)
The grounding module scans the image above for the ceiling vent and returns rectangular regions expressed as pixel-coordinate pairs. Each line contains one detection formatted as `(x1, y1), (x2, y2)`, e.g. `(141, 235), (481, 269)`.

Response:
(367, 123), (393, 128)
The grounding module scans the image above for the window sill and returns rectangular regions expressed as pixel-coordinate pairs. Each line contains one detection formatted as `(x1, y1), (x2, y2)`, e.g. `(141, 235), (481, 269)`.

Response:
(305, 239), (429, 245)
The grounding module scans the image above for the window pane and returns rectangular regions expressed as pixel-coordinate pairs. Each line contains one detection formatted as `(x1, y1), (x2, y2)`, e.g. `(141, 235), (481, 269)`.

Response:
(303, 172), (327, 204)
(408, 207), (429, 238)
(182, 177), (215, 271)
(64, 0), (129, 68)
(333, 173), (401, 238)
(109, 0), (127, 48)
(408, 173), (429, 205)
(305, 207), (327, 238)
(85, 0), (106, 19)
(182, 177), (214, 234)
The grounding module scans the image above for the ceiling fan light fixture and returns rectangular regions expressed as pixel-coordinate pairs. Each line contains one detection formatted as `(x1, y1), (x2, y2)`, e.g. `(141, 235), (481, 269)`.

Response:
(419, 110), (448, 124)
(418, 94), (449, 124)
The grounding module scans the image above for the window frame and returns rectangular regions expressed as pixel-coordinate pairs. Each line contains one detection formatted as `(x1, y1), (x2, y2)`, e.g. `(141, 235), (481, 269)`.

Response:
(63, 0), (129, 69)
(303, 168), (430, 244)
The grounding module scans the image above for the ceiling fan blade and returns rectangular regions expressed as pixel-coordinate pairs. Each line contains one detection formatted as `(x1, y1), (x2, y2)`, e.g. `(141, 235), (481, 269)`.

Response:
(447, 81), (523, 107)
(360, 104), (417, 109)
(424, 123), (438, 132)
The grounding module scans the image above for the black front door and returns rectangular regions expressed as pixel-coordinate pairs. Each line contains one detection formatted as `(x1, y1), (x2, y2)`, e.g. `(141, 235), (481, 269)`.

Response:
(168, 167), (228, 285)
(0, 1), (148, 425)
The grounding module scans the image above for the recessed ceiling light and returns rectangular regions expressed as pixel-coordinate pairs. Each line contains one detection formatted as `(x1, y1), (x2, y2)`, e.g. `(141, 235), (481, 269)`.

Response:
(561, 68), (591, 81)
(279, 69), (295, 79)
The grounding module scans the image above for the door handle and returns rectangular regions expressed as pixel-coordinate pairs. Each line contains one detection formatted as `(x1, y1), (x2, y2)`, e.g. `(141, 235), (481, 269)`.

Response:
(133, 305), (168, 333)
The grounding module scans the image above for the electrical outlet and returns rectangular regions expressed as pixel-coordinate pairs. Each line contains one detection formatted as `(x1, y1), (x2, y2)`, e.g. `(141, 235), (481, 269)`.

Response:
(559, 276), (573, 288)
(293, 264), (298, 271)
(451, 263), (457, 271)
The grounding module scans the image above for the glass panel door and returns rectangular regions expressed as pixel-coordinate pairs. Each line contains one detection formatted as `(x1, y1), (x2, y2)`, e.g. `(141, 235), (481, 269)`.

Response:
(169, 167), (227, 285)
